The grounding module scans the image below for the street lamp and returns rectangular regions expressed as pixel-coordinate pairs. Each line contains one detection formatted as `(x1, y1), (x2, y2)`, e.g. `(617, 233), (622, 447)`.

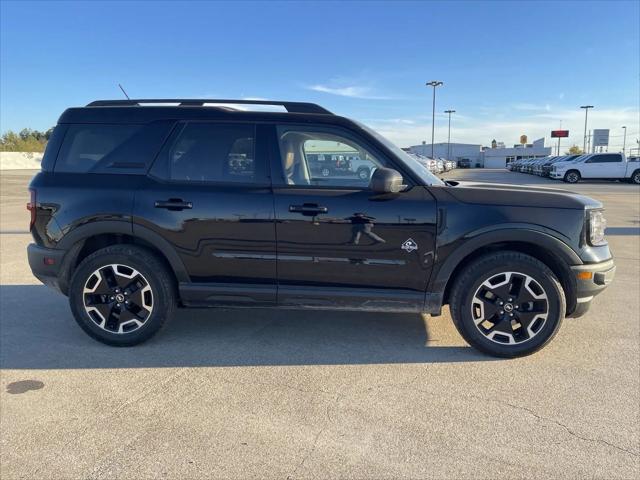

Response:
(426, 81), (443, 158)
(444, 110), (455, 160)
(580, 105), (594, 153)
(622, 126), (627, 156)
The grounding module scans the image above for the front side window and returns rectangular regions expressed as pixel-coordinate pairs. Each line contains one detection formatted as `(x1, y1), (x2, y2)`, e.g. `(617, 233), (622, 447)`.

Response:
(588, 154), (622, 163)
(168, 123), (256, 182)
(277, 127), (385, 188)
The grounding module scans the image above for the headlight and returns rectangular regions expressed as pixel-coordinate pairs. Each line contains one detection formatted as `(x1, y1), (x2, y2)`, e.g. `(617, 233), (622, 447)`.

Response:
(588, 209), (607, 246)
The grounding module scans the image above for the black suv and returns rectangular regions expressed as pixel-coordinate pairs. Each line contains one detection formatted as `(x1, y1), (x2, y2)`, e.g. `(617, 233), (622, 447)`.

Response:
(28, 99), (615, 357)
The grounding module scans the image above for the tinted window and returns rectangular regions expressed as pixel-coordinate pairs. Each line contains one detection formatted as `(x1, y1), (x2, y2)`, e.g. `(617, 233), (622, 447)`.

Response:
(55, 124), (141, 173)
(588, 154), (622, 163)
(168, 123), (256, 183)
(278, 127), (386, 188)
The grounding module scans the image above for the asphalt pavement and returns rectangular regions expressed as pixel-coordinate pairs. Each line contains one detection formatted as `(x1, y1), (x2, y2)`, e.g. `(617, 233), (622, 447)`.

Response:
(1, 169), (638, 479)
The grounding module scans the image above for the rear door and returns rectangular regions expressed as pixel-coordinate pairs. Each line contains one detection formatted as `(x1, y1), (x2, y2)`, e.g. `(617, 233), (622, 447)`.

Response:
(134, 122), (277, 305)
(269, 124), (438, 311)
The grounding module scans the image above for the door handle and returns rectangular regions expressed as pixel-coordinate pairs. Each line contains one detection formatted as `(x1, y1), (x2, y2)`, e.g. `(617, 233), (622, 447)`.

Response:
(289, 204), (329, 215)
(154, 199), (193, 211)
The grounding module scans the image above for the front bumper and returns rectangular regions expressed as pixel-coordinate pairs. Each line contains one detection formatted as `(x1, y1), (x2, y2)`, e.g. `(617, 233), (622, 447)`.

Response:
(549, 170), (565, 179)
(27, 243), (66, 293)
(568, 258), (615, 318)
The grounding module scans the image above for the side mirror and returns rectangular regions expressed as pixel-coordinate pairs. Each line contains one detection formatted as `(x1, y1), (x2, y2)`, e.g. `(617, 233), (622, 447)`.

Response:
(369, 168), (406, 194)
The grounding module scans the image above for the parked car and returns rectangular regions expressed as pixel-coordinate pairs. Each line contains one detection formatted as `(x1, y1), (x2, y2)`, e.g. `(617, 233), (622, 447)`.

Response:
(531, 157), (555, 176)
(549, 153), (640, 183)
(28, 98), (615, 358)
(540, 155), (581, 177)
(458, 159), (471, 168)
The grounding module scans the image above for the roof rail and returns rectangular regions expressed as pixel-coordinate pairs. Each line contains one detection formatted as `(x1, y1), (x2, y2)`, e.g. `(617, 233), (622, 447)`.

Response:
(86, 99), (332, 115)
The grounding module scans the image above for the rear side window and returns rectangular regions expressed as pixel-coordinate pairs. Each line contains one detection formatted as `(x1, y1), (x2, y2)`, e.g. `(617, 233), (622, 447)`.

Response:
(166, 123), (258, 183)
(55, 124), (140, 173)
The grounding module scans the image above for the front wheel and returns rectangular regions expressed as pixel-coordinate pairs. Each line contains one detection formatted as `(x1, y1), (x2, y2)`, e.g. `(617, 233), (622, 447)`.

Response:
(449, 252), (565, 358)
(69, 245), (176, 346)
(321, 167), (331, 177)
(563, 170), (580, 183)
(630, 170), (640, 185)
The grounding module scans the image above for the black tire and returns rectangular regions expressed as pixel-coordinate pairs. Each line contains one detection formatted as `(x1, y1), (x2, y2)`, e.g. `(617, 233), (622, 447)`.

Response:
(321, 167), (331, 177)
(357, 167), (370, 180)
(69, 245), (176, 346)
(563, 170), (580, 183)
(631, 169), (640, 185)
(449, 251), (565, 358)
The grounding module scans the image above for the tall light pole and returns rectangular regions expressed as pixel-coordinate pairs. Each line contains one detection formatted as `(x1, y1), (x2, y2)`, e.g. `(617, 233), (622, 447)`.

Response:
(580, 105), (594, 153)
(622, 126), (627, 155)
(444, 109), (455, 160)
(426, 81), (443, 158)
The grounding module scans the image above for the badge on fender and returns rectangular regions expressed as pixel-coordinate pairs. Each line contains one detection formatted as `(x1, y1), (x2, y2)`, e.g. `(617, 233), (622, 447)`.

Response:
(401, 238), (418, 252)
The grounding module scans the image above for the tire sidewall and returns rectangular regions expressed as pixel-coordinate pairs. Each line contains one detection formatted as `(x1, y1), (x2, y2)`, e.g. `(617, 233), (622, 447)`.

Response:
(357, 167), (370, 180)
(632, 170), (640, 184)
(69, 247), (174, 346)
(452, 257), (565, 357)
(564, 170), (580, 183)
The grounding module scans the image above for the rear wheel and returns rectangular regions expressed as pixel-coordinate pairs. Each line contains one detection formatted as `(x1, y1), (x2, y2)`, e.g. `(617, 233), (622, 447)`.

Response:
(449, 252), (565, 358)
(563, 170), (580, 183)
(69, 245), (175, 346)
(631, 169), (640, 185)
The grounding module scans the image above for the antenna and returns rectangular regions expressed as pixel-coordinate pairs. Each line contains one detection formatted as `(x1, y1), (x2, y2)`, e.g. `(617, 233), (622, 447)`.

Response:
(118, 83), (130, 100)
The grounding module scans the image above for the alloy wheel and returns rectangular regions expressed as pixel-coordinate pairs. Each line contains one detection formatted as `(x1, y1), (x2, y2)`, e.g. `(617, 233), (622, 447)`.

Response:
(83, 264), (153, 334)
(566, 172), (579, 183)
(471, 271), (548, 345)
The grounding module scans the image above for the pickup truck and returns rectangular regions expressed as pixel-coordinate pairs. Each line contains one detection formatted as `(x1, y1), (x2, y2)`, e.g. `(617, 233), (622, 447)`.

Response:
(549, 153), (640, 184)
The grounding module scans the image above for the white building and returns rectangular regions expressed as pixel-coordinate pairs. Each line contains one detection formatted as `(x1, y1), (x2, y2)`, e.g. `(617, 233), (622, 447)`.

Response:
(409, 142), (482, 166)
(481, 138), (552, 169)
(408, 138), (552, 168)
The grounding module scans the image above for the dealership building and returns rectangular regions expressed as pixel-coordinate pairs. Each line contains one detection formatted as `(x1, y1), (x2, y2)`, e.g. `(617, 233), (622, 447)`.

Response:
(408, 138), (552, 168)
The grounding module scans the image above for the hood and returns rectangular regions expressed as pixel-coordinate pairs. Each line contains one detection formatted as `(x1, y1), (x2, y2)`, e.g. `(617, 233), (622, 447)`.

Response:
(444, 181), (602, 209)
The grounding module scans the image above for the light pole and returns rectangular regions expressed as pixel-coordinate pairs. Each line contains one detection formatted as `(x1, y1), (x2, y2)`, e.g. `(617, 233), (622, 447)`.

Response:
(426, 81), (443, 158)
(444, 109), (455, 160)
(580, 105), (593, 153)
(622, 126), (627, 155)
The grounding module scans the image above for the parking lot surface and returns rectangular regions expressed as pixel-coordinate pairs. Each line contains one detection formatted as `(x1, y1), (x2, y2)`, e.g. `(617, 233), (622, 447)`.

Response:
(1, 169), (639, 479)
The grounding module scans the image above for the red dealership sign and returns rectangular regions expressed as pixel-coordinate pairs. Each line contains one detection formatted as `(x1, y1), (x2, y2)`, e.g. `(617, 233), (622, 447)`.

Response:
(551, 130), (569, 138)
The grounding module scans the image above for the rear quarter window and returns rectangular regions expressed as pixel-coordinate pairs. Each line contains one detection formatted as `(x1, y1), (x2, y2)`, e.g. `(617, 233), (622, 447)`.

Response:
(54, 124), (141, 173)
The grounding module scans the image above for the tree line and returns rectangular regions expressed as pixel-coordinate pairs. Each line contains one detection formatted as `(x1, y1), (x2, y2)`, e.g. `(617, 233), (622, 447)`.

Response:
(0, 128), (55, 152)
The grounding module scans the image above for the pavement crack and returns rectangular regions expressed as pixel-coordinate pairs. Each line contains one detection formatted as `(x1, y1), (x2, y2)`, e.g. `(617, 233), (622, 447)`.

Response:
(477, 396), (639, 458)
(288, 392), (342, 480)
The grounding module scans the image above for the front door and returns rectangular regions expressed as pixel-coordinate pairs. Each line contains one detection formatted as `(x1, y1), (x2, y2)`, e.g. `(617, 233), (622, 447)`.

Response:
(583, 153), (626, 178)
(134, 122), (277, 305)
(269, 124), (437, 311)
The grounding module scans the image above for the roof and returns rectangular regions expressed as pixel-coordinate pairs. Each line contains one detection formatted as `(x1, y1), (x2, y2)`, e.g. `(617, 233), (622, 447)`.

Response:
(58, 99), (337, 124)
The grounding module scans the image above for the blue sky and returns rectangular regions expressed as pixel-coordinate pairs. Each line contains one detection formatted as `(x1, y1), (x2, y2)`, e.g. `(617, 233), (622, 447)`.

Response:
(1, 0), (638, 149)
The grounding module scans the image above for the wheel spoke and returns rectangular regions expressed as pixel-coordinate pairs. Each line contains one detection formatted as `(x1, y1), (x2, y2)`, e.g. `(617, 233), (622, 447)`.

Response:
(471, 271), (549, 346)
(83, 263), (153, 335)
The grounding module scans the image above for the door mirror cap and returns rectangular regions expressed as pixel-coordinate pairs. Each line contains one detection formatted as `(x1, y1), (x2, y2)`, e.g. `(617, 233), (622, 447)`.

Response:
(369, 168), (406, 194)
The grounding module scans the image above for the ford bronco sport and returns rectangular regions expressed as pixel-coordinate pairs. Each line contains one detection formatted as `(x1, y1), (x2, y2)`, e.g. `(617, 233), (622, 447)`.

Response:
(27, 99), (615, 357)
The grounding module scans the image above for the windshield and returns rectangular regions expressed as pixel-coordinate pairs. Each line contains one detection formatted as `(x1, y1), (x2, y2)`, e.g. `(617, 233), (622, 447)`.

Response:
(355, 121), (445, 186)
